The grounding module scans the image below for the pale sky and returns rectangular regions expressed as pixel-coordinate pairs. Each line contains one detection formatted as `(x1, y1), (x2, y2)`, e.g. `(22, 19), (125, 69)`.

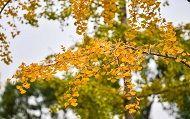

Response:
(0, 0), (190, 119)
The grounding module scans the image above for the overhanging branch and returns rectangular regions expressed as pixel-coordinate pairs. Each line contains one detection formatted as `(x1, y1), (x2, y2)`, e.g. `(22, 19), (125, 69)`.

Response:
(125, 45), (190, 68)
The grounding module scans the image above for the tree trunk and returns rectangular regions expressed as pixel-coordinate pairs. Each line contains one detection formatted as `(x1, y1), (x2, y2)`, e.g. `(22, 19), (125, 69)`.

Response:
(120, 0), (134, 119)
(120, 0), (127, 24)
(142, 100), (154, 119)
(123, 77), (134, 119)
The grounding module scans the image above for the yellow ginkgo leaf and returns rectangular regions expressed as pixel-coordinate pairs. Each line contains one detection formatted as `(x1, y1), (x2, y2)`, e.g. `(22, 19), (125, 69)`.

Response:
(30, 79), (35, 82)
(107, 78), (111, 80)
(73, 92), (79, 97)
(111, 79), (116, 83)
(129, 109), (136, 114)
(130, 91), (136, 96)
(64, 102), (69, 107)
(125, 104), (131, 109)
(71, 102), (78, 107)
(64, 94), (71, 99)
(20, 89), (26, 94)
(182, 53), (186, 56)
(7, 78), (11, 82)
(127, 97), (132, 100)
(175, 58), (181, 63)
(16, 85), (22, 89)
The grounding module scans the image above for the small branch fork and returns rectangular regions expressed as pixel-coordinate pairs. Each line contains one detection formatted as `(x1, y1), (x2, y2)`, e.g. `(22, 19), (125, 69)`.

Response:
(0, 0), (11, 15)
(125, 45), (190, 68)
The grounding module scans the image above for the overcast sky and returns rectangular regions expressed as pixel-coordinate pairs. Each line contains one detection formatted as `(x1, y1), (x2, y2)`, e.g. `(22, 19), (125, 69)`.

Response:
(0, 0), (190, 119)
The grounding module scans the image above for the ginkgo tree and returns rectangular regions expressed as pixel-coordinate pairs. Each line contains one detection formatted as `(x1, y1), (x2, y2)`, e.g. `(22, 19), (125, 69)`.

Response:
(1, 0), (190, 118)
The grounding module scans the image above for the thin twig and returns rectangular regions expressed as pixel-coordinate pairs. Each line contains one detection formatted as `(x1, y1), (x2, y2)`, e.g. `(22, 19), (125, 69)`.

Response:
(0, 0), (11, 15)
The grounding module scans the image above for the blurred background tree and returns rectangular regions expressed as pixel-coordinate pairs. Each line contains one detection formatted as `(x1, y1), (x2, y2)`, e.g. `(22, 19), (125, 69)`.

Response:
(0, 79), (57, 119)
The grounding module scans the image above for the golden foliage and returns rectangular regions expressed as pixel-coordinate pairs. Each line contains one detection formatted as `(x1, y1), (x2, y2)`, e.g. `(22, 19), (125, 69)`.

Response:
(2, 0), (189, 114)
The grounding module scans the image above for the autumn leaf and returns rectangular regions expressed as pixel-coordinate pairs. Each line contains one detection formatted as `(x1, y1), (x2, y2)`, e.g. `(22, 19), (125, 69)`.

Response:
(73, 92), (79, 97)
(20, 89), (26, 94)
(129, 109), (136, 114)
(71, 102), (78, 107)
(64, 102), (69, 107)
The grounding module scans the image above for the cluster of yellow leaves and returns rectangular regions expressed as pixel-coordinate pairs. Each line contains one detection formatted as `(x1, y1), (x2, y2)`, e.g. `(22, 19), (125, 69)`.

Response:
(122, 79), (141, 113)
(127, 0), (162, 29)
(0, 0), (17, 64)
(70, 0), (118, 34)
(0, 32), (12, 64)
(126, 0), (190, 66)
(10, 38), (145, 110)
(100, 0), (118, 27)
(70, 0), (93, 35)
(125, 97), (140, 114)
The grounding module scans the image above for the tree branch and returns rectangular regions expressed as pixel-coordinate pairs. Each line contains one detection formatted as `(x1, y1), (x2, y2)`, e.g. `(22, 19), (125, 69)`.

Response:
(0, 0), (11, 15)
(125, 45), (190, 68)
(137, 80), (190, 98)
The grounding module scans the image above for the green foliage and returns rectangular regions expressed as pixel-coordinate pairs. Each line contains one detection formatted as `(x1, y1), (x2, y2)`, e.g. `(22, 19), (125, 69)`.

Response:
(48, 74), (124, 119)
(0, 81), (57, 119)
